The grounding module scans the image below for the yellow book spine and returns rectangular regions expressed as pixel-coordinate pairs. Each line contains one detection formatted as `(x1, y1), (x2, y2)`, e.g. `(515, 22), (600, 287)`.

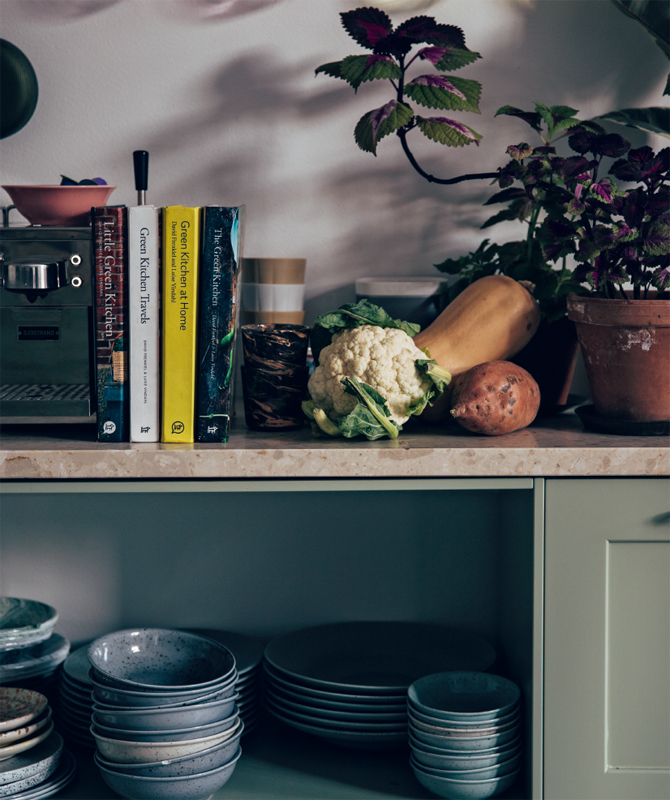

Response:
(161, 206), (201, 442)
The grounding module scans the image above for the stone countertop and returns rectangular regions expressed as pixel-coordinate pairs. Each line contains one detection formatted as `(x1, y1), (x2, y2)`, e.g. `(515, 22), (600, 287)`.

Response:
(0, 412), (667, 480)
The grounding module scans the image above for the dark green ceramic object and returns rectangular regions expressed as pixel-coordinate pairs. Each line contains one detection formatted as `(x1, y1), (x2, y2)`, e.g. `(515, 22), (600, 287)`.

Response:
(1, 39), (39, 139)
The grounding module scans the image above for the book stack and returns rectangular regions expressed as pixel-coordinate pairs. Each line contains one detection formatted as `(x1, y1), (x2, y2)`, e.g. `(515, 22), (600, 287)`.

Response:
(91, 204), (244, 443)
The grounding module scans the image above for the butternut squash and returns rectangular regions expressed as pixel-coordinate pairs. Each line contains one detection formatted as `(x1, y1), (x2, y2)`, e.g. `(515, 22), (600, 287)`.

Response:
(413, 275), (540, 422)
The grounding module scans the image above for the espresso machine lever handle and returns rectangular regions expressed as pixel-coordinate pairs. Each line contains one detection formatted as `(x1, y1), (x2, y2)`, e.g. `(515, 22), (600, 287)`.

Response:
(133, 150), (149, 206)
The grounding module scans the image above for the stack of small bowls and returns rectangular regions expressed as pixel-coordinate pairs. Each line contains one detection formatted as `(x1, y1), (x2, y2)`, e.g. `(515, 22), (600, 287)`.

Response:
(0, 689), (76, 799)
(407, 672), (522, 800)
(88, 628), (243, 800)
(0, 599), (68, 704)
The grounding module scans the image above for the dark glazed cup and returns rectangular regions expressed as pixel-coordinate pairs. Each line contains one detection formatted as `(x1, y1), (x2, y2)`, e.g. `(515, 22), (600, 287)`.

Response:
(241, 365), (309, 431)
(241, 324), (309, 370)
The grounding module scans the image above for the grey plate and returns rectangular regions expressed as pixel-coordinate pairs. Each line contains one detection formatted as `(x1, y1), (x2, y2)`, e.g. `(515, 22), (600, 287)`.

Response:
(263, 661), (406, 705)
(265, 686), (407, 724)
(5, 748), (76, 800)
(0, 731), (62, 786)
(264, 672), (404, 713)
(182, 629), (264, 676)
(61, 645), (91, 687)
(265, 622), (496, 694)
(266, 705), (407, 750)
(265, 695), (406, 732)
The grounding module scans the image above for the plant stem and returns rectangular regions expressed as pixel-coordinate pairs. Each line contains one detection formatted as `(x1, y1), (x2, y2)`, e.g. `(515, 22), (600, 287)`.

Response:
(397, 129), (498, 184)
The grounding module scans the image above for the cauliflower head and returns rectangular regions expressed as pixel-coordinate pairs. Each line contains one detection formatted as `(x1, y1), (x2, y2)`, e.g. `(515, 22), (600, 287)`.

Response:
(308, 325), (431, 425)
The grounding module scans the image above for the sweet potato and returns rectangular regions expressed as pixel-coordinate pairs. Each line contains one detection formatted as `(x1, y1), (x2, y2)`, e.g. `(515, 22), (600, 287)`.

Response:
(449, 361), (540, 435)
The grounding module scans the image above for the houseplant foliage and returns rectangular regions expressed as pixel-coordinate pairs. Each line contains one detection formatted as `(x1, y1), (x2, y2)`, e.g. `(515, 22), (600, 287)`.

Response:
(315, 6), (497, 184)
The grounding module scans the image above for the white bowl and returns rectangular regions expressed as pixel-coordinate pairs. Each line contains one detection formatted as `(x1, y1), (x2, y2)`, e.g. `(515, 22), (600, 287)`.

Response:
(91, 716), (243, 763)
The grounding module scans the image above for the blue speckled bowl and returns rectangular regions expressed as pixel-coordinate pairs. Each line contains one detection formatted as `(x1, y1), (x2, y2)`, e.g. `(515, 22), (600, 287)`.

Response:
(93, 726), (242, 778)
(88, 629), (236, 691)
(408, 672), (521, 723)
(91, 693), (239, 731)
(91, 710), (239, 743)
(411, 759), (520, 800)
(96, 746), (241, 800)
(89, 670), (237, 708)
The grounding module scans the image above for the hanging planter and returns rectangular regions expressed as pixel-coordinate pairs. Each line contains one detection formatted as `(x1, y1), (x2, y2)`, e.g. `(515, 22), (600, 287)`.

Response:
(567, 293), (670, 426)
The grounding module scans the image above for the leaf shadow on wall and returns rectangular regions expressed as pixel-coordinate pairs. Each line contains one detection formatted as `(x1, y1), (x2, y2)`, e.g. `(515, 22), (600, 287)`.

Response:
(5, 0), (122, 21)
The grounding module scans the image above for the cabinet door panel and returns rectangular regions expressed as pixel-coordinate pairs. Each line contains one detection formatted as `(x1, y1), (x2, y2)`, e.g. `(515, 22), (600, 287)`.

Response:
(544, 478), (670, 800)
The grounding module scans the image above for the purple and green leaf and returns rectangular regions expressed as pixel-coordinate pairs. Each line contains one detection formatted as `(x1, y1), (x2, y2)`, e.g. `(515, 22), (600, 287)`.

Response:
(340, 8), (392, 50)
(405, 75), (481, 113)
(354, 100), (414, 155)
(416, 116), (482, 147)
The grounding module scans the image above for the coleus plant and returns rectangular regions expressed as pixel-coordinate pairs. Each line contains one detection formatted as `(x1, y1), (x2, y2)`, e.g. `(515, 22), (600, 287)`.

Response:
(316, 6), (488, 182)
(491, 104), (670, 299)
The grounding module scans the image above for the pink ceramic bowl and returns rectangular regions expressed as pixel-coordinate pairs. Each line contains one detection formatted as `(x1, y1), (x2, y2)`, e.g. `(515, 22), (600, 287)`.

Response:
(2, 184), (116, 226)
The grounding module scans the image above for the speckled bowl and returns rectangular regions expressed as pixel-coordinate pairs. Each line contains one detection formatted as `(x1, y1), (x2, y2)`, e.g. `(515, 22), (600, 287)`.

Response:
(408, 711), (519, 738)
(88, 629), (236, 691)
(89, 670), (237, 708)
(93, 725), (242, 778)
(96, 745), (241, 800)
(411, 759), (520, 800)
(408, 732), (522, 769)
(91, 709), (238, 742)
(410, 750), (522, 781)
(410, 723), (520, 752)
(409, 703), (518, 730)
(91, 693), (239, 731)
(408, 672), (521, 723)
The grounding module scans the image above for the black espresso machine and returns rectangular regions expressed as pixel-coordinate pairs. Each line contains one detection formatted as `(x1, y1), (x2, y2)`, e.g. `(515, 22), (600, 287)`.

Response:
(0, 220), (96, 423)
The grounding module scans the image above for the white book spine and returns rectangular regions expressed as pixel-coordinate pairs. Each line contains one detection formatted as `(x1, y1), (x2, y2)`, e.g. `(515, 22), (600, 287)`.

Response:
(129, 205), (160, 442)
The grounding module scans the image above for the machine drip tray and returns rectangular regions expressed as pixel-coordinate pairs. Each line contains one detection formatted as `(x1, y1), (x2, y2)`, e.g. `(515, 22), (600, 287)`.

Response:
(0, 383), (92, 420)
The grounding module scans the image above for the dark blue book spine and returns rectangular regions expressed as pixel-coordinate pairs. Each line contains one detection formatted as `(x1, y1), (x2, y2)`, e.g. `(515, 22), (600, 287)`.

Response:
(196, 206), (243, 442)
(92, 205), (129, 442)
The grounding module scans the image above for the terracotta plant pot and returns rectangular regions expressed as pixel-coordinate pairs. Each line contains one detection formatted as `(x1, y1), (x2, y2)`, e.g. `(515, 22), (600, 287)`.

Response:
(510, 316), (579, 409)
(567, 293), (670, 422)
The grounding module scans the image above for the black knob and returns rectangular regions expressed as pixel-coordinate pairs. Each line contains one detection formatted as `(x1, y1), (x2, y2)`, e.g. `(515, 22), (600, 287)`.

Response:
(133, 150), (149, 192)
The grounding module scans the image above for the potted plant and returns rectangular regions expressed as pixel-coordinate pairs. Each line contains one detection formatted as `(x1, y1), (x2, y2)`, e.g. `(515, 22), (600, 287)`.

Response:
(507, 128), (670, 425)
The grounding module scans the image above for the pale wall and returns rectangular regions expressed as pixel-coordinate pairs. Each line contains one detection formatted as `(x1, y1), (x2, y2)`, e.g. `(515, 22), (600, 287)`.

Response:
(0, 0), (666, 320)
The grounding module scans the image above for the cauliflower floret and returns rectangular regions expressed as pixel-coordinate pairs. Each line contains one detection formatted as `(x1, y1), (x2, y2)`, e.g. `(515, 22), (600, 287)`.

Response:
(308, 325), (431, 424)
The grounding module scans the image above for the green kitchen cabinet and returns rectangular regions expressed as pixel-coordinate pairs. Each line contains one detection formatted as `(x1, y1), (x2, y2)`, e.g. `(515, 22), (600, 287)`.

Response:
(543, 478), (670, 800)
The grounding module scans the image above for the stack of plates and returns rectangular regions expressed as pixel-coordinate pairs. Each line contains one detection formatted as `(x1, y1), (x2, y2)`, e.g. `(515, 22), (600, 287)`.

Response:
(183, 630), (264, 736)
(0, 691), (75, 799)
(56, 646), (94, 749)
(88, 628), (243, 798)
(0, 733), (75, 800)
(0, 600), (68, 702)
(263, 622), (496, 750)
(408, 672), (522, 799)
